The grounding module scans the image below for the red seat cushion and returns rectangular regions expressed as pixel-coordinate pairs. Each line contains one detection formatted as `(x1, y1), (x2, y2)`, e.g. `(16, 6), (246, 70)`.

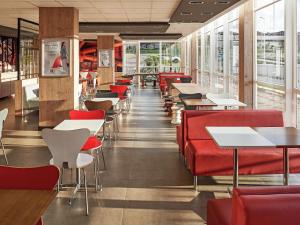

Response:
(186, 140), (300, 176)
(207, 198), (231, 225)
(81, 136), (102, 151)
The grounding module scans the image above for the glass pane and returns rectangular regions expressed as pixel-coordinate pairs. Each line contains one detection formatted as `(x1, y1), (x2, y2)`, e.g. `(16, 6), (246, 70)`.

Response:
(256, 0), (285, 111)
(212, 26), (224, 94)
(255, 0), (274, 9)
(140, 42), (160, 73)
(197, 34), (201, 82)
(229, 19), (239, 99)
(204, 32), (210, 71)
(125, 43), (137, 74)
(161, 42), (181, 72)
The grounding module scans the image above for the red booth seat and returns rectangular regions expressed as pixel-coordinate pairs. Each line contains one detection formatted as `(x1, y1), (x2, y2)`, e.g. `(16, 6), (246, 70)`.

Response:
(177, 110), (300, 176)
(158, 73), (188, 93)
(207, 186), (300, 225)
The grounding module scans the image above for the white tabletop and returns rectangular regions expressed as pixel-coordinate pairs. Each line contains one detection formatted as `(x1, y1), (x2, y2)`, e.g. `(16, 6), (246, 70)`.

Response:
(54, 119), (104, 135)
(208, 98), (247, 107)
(206, 127), (275, 148)
(92, 98), (120, 106)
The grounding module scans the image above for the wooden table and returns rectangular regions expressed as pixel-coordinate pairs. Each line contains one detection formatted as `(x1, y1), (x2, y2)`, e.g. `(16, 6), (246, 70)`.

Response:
(0, 189), (56, 225)
(92, 97), (120, 106)
(206, 126), (275, 187)
(172, 83), (207, 95)
(54, 119), (104, 135)
(254, 127), (300, 185)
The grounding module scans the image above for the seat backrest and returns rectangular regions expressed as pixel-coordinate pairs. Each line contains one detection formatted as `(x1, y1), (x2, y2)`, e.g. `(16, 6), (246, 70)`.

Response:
(84, 100), (113, 112)
(95, 92), (118, 98)
(42, 128), (90, 169)
(180, 77), (192, 83)
(110, 85), (128, 97)
(69, 110), (105, 120)
(179, 93), (203, 99)
(0, 108), (8, 140)
(184, 110), (284, 141)
(0, 165), (59, 190)
(232, 186), (300, 225)
(24, 83), (39, 101)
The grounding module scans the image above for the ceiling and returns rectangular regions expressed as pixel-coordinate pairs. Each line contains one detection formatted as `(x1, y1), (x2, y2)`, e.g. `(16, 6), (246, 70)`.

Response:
(0, 0), (241, 39)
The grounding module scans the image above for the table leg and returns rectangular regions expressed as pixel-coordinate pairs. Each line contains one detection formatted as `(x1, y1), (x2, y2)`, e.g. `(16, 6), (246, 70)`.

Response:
(233, 148), (239, 187)
(283, 147), (289, 185)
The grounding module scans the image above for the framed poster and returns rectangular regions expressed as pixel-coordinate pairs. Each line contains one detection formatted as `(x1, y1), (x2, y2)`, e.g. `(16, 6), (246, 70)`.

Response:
(41, 38), (70, 77)
(98, 49), (112, 68)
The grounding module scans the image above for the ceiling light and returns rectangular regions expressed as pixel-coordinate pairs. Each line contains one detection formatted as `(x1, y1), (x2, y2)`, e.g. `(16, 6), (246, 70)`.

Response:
(181, 12), (192, 16)
(188, 1), (204, 4)
(214, 0), (230, 4)
(200, 12), (214, 16)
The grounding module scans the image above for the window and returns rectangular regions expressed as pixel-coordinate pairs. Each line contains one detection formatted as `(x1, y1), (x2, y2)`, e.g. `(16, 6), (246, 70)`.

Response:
(124, 43), (137, 75)
(161, 42), (181, 73)
(255, 0), (285, 111)
(197, 33), (202, 83)
(139, 42), (160, 73)
(229, 19), (239, 99)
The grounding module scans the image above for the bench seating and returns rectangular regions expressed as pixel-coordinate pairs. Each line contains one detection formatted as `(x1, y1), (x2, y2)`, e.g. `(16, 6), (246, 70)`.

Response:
(176, 110), (300, 177)
(207, 186), (300, 225)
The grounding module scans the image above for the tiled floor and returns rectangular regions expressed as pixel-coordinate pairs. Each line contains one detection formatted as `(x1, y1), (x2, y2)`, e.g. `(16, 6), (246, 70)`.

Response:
(0, 87), (298, 225)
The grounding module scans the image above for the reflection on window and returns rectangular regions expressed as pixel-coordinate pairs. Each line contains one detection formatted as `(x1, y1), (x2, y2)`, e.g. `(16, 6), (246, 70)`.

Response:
(140, 42), (160, 73)
(255, 0), (285, 111)
(124, 43), (137, 75)
(161, 42), (181, 73)
(229, 20), (239, 99)
(215, 26), (224, 73)
(204, 32), (210, 71)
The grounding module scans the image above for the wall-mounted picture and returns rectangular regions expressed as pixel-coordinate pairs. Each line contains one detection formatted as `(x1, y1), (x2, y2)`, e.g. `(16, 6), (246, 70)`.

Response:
(98, 49), (112, 68)
(42, 38), (70, 77)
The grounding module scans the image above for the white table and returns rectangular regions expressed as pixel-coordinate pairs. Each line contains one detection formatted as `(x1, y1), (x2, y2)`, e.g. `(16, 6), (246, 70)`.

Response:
(92, 97), (120, 106)
(172, 83), (207, 95)
(208, 97), (247, 109)
(206, 126), (275, 187)
(54, 119), (105, 135)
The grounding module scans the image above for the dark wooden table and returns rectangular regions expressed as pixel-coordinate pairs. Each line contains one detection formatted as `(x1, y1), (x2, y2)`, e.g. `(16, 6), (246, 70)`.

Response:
(0, 189), (57, 225)
(254, 127), (300, 185)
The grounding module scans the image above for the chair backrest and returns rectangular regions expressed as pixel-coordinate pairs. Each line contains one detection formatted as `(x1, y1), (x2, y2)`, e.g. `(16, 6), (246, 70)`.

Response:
(180, 77), (192, 83)
(69, 110), (105, 120)
(95, 92), (118, 98)
(109, 85), (128, 97)
(179, 93), (203, 99)
(42, 128), (90, 169)
(84, 100), (113, 112)
(0, 108), (8, 140)
(0, 165), (59, 190)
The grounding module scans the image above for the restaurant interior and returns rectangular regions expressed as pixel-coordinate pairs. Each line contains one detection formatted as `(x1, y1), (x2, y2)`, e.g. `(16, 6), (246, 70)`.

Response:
(1, 0), (300, 224)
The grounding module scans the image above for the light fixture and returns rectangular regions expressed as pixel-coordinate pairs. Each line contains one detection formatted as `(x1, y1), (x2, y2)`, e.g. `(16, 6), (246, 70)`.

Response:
(188, 1), (204, 4)
(181, 12), (192, 16)
(214, 0), (230, 4)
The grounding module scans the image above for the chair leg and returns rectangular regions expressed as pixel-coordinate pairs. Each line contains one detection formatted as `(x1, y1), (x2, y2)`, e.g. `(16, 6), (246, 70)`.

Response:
(83, 168), (89, 215)
(0, 140), (8, 165)
(101, 147), (106, 170)
(94, 159), (98, 192)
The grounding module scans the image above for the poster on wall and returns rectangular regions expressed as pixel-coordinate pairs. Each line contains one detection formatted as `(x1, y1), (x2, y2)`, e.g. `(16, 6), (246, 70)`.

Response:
(41, 38), (70, 77)
(98, 49), (112, 68)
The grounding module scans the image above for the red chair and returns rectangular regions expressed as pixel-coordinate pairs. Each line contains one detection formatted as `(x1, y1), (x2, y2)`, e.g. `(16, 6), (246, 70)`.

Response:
(110, 85), (130, 113)
(69, 110), (106, 172)
(0, 165), (59, 225)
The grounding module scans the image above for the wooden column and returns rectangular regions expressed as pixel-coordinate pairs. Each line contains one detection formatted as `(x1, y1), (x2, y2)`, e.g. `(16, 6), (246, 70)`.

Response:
(239, 0), (254, 108)
(39, 7), (79, 127)
(97, 35), (114, 89)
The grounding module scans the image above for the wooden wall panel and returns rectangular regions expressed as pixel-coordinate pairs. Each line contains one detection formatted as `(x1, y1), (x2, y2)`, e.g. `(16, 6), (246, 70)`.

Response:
(239, 0), (254, 108)
(39, 7), (79, 127)
(97, 36), (114, 87)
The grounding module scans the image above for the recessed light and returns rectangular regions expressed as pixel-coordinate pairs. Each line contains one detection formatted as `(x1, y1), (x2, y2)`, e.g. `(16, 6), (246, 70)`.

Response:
(188, 1), (205, 4)
(181, 12), (192, 16)
(200, 12), (214, 16)
(214, 0), (230, 4)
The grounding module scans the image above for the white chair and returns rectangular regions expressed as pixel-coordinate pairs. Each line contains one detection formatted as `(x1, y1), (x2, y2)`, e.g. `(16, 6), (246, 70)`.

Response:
(0, 108), (8, 164)
(41, 128), (95, 215)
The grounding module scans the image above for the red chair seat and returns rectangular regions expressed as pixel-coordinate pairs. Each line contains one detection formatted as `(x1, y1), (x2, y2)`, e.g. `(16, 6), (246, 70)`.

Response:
(207, 198), (231, 225)
(186, 139), (300, 176)
(81, 136), (102, 151)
